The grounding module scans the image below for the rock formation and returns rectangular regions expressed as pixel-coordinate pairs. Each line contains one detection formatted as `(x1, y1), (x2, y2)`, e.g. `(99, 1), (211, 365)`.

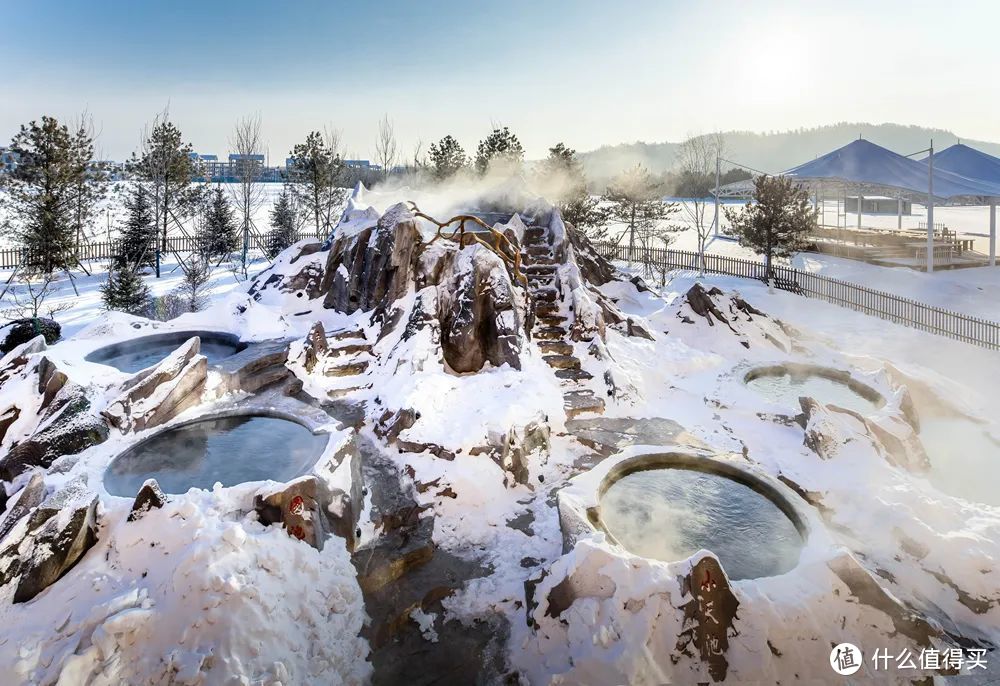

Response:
(102, 337), (207, 433)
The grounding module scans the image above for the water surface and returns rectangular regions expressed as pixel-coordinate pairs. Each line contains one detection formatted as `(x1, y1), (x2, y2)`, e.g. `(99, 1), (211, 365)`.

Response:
(747, 372), (880, 415)
(601, 467), (803, 580)
(105, 416), (326, 496)
(88, 333), (244, 373)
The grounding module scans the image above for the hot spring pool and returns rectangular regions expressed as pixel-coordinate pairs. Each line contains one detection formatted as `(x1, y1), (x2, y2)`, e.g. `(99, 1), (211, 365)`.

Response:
(104, 415), (327, 496)
(600, 467), (804, 580)
(86, 331), (246, 373)
(921, 417), (1000, 507)
(745, 368), (882, 415)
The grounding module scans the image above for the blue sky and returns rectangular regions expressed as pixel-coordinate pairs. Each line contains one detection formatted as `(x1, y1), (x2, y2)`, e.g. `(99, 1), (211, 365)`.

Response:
(4, 0), (1000, 161)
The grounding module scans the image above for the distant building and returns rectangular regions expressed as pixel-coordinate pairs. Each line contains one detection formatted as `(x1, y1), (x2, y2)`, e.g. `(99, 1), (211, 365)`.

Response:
(191, 152), (284, 183)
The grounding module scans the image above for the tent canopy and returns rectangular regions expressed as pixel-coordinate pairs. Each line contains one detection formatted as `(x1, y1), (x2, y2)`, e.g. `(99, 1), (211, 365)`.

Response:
(922, 144), (1000, 190)
(718, 139), (1000, 202)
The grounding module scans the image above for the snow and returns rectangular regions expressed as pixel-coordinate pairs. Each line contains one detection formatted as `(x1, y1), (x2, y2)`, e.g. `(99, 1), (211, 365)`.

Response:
(2, 181), (1000, 683)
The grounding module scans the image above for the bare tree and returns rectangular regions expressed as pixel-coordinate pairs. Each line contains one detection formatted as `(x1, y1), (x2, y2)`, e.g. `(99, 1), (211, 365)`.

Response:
(373, 114), (398, 181)
(229, 113), (266, 276)
(3, 272), (71, 321)
(675, 132), (726, 272)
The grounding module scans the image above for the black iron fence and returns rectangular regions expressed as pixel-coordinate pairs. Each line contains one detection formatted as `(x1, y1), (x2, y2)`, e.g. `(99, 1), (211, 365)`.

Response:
(0, 232), (319, 271)
(595, 242), (1000, 351)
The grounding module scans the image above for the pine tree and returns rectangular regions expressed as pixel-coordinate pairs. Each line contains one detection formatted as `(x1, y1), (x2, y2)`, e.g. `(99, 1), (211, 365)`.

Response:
(428, 135), (468, 180)
(132, 115), (201, 257)
(288, 131), (345, 237)
(2, 116), (96, 275)
(724, 175), (816, 278)
(101, 265), (151, 315)
(116, 184), (157, 270)
(198, 187), (240, 259)
(266, 187), (298, 258)
(474, 127), (524, 176)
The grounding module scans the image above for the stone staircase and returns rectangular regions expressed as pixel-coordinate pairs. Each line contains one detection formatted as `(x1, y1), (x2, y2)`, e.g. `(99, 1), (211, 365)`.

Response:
(521, 226), (605, 419)
(323, 329), (373, 399)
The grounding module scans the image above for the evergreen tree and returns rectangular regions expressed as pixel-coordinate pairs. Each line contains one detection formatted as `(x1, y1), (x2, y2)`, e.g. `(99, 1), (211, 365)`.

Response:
(288, 131), (345, 237)
(265, 187), (298, 258)
(198, 187), (240, 259)
(2, 116), (95, 275)
(101, 265), (151, 315)
(539, 143), (606, 232)
(724, 175), (816, 278)
(474, 127), (524, 176)
(116, 184), (157, 270)
(605, 165), (679, 258)
(428, 135), (468, 180)
(132, 115), (201, 256)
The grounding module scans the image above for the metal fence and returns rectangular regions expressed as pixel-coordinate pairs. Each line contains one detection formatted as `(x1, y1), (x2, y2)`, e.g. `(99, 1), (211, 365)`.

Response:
(595, 241), (1000, 351)
(0, 232), (317, 271)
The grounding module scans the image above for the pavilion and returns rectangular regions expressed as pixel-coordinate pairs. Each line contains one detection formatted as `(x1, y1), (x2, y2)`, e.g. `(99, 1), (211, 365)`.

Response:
(717, 139), (1000, 271)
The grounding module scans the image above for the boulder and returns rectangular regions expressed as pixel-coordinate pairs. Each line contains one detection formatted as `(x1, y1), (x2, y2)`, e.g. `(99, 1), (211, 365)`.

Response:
(497, 416), (550, 486)
(128, 479), (167, 522)
(321, 203), (423, 314)
(0, 318), (61, 354)
(1, 477), (100, 603)
(300, 321), (328, 373)
(0, 384), (109, 481)
(674, 555), (740, 683)
(254, 475), (347, 551)
(438, 246), (525, 373)
(103, 337), (207, 433)
(0, 473), (46, 544)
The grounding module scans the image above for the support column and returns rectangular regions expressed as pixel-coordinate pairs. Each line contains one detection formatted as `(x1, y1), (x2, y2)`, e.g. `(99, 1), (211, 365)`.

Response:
(857, 192), (863, 230)
(712, 154), (721, 238)
(897, 196), (903, 231)
(927, 140), (935, 273)
(990, 200), (996, 267)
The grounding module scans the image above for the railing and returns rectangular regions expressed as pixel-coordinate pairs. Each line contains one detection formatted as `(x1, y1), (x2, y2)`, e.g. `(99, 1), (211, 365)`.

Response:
(0, 233), (315, 270)
(595, 242), (1000, 351)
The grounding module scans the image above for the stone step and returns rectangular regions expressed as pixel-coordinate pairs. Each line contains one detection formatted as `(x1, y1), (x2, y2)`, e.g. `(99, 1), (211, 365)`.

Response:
(534, 326), (567, 340)
(563, 391), (606, 419)
(526, 271), (555, 284)
(533, 288), (558, 302)
(330, 329), (367, 342)
(329, 343), (373, 357)
(325, 359), (370, 377)
(328, 385), (366, 399)
(538, 315), (567, 328)
(524, 263), (557, 274)
(526, 245), (553, 257)
(544, 355), (580, 370)
(556, 367), (593, 382)
(538, 340), (573, 356)
(534, 302), (560, 318)
(524, 227), (547, 241)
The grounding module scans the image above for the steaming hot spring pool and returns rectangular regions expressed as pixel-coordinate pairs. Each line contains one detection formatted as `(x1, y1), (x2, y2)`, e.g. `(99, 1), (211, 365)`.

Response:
(104, 415), (327, 497)
(921, 417), (1000, 507)
(86, 331), (247, 373)
(600, 466), (805, 580)
(745, 366), (883, 416)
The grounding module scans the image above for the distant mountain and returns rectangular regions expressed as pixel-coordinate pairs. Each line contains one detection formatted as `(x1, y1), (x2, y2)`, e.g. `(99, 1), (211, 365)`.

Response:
(577, 122), (1000, 186)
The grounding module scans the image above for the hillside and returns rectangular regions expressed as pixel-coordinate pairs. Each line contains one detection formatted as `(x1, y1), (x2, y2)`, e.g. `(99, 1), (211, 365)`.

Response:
(578, 122), (1000, 185)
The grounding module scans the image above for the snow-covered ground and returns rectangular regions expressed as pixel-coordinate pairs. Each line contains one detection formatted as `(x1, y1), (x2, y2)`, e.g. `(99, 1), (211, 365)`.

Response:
(1, 181), (999, 683)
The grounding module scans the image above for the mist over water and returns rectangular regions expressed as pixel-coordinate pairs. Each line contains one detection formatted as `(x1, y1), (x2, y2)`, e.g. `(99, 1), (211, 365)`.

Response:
(922, 417), (1000, 507)
(600, 468), (803, 580)
(746, 372), (881, 415)
(104, 416), (326, 496)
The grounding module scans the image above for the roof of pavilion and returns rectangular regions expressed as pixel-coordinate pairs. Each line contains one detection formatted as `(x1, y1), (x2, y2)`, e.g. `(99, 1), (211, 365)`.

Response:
(718, 139), (1000, 203)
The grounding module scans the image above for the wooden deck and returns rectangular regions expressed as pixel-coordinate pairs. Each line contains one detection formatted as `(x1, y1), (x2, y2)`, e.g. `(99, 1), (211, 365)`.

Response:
(808, 225), (992, 270)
